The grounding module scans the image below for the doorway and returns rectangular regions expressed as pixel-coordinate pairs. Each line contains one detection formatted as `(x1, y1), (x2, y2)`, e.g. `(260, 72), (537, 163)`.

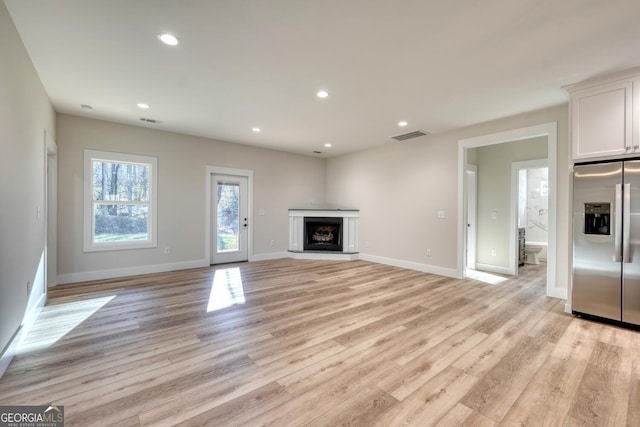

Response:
(211, 174), (249, 264)
(458, 122), (562, 299)
(205, 166), (253, 265)
(512, 160), (548, 271)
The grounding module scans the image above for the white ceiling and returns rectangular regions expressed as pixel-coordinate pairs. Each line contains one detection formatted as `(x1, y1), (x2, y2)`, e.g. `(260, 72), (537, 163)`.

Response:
(6, 0), (640, 157)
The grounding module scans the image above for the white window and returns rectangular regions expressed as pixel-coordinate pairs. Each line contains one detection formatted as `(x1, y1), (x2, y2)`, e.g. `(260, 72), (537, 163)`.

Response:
(84, 150), (157, 252)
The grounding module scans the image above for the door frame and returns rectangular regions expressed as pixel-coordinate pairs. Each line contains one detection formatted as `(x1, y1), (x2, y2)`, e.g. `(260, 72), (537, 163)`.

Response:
(458, 122), (563, 299)
(511, 158), (548, 275)
(210, 174), (249, 264)
(205, 166), (254, 264)
(465, 164), (478, 270)
(46, 131), (58, 288)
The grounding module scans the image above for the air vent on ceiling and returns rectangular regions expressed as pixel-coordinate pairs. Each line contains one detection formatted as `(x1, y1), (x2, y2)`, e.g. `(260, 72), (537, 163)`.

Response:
(391, 129), (430, 141)
(140, 117), (159, 124)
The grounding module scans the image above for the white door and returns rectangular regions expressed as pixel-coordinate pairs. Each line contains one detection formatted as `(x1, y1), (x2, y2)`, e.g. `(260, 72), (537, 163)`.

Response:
(466, 165), (478, 270)
(211, 174), (248, 264)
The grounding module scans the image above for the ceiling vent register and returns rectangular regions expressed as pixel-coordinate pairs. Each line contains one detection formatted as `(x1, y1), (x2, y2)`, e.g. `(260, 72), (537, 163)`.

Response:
(391, 129), (430, 141)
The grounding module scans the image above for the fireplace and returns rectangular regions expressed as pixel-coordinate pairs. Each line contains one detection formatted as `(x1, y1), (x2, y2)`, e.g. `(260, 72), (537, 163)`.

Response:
(304, 217), (343, 251)
(288, 208), (358, 257)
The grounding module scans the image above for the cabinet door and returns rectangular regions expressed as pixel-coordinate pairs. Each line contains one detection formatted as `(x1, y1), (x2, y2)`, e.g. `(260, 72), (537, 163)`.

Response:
(571, 80), (633, 160)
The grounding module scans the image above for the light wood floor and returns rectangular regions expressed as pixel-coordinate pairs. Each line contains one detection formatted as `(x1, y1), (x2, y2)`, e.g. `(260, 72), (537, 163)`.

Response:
(0, 259), (638, 426)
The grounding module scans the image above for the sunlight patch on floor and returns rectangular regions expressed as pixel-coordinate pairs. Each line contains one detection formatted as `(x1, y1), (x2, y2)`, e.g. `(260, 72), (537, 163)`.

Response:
(17, 295), (116, 354)
(207, 267), (246, 312)
(466, 268), (509, 285)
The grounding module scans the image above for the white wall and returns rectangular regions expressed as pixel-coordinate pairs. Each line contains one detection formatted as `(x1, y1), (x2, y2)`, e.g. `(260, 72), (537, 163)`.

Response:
(326, 104), (570, 290)
(56, 114), (326, 283)
(0, 2), (55, 356)
(473, 137), (547, 268)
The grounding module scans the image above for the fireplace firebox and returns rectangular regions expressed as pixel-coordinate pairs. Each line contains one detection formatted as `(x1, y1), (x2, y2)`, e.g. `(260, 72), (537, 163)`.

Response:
(304, 217), (343, 251)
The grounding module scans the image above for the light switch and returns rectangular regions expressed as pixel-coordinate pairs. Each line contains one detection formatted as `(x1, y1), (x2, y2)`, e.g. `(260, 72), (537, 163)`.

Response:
(491, 211), (497, 220)
(438, 210), (446, 219)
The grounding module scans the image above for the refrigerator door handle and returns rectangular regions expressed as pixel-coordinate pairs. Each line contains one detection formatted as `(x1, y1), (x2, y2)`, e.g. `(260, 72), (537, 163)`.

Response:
(615, 183), (623, 262)
(624, 183), (631, 263)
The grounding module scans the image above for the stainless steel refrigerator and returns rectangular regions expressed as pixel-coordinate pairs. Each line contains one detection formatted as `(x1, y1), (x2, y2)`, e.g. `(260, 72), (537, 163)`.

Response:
(573, 160), (640, 326)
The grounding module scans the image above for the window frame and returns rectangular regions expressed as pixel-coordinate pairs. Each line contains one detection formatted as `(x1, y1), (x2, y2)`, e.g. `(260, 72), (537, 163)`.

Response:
(83, 149), (158, 252)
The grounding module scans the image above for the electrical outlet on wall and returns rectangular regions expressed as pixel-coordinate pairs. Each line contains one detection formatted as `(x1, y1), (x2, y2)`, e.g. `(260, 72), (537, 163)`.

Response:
(426, 248), (432, 257)
(491, 249), (497, 256)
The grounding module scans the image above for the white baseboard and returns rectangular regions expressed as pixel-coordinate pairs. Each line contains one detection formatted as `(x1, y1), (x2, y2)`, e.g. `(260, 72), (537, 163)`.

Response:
(0, 291), (45, 379)
(251, 251), (289, 262)
(288, 251), (359, 261)
(547, 287), (568, 300)
(57, 259), (209, 284)
(474, 262), (513, 276)
(360, 253), (462, 279)
(0, 329), (20, 380)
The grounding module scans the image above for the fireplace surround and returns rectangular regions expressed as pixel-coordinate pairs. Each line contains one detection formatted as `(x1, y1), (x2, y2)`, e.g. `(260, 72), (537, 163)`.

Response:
(289, 208), (359, 259)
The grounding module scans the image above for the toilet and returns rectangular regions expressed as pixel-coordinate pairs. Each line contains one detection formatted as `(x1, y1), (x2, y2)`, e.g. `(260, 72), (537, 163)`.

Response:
(524, 244), (543, 264)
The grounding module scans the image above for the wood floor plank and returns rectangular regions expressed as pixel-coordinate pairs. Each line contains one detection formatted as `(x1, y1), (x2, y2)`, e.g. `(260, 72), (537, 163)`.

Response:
(373, 366), (478, 427)
(377, 329), (488, 401)
(566, 341), (633, 426)
(460, 334), (555, 422)
(0, 260), (638, 426)
(498, 355), (588, 426)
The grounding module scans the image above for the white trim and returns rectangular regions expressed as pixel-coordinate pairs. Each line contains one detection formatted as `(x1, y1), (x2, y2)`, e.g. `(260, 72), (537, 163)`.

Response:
(360, 253), (462, 279)
(465, 164), (478, 270)
(475, 262), (514, 276)
(458, 122), (562, 299)
(57, 259), (208, 284)
(46, 130), (58, 287)
(83, 149), (158, 252)
(289, 252), (360, 261)
(205, 166), (254, 264)
(511, 159), (548, 276)
(0, 292), (45, 379)
(252, 251), (289, 262)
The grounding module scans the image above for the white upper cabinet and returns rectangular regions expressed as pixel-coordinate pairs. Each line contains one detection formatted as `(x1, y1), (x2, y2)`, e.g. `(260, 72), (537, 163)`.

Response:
(567, 68), (640, 161)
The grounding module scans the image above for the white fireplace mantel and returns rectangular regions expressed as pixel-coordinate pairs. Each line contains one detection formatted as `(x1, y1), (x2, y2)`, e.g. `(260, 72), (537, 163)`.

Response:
(289, 209), (359, 258)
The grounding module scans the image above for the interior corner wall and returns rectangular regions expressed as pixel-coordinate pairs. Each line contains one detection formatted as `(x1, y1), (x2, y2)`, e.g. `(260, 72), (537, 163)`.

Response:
(55, 114), (326, 283)
(326, 104), (570, 291)
(0, 2), (56, 354)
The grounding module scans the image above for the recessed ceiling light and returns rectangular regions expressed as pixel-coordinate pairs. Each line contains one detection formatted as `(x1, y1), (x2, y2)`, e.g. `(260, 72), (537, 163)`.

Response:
(317, 90), (329, 99)
(137, 103), (150, 109)
(158, 33), (179, 46)
(80, 104), (93, 111)
(398, 121), (408, 127)
(324, 143), (332, 148)
(252, 127), (261, 133)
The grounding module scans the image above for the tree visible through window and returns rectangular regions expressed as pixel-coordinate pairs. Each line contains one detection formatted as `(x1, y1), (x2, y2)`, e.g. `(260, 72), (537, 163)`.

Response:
(217, 183), (240, 252)
(92, 161), (149, 241)
(84, 150), (157, 251)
